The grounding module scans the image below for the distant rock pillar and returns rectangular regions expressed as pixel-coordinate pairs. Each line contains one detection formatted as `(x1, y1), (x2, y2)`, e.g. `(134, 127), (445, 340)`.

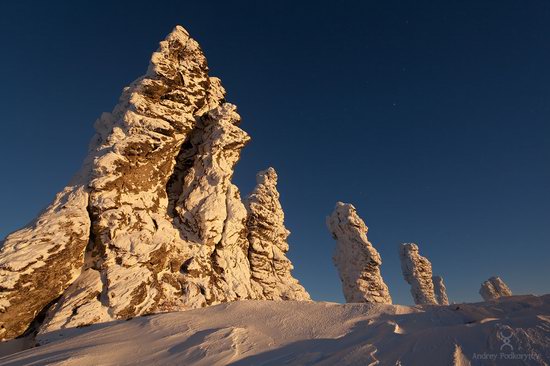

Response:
(399, 243), (438, 305)
(326, 202), (392, 304)
(479, 276), (512, 301)
(432, 275), (449, 305)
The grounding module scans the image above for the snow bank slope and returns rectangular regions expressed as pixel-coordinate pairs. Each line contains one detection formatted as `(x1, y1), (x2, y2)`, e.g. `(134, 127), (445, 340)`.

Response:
(1, 295), (549, 365)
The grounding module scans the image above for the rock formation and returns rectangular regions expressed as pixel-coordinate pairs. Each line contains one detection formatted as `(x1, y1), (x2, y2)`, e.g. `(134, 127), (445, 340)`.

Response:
(432, 275), (449, 305)
(0, 26), (307, 340)
(326, 202), (392, 304)
(246, 168), (310, 301)
(479, 276), (512, 301)
(399, 243), (438, 305)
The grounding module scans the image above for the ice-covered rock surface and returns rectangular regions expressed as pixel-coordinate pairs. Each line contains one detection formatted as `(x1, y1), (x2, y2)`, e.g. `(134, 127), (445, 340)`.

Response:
(0, 25), (307, 340)
(480, 276), (513, 301)
(246, 168), (310, 301)
(326, 202), (392, 304)
(433, 275), (450, 305)
(1, 295), (549, 365)
(400, 243), (438, 305)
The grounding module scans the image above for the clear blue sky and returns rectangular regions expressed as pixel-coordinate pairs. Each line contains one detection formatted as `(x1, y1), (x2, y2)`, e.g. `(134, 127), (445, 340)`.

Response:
(1, 1), (549, 305)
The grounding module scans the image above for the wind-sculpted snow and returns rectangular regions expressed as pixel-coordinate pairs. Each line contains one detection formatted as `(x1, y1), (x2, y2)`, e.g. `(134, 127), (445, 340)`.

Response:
(1, 295), (549, 365)
(480, 276), (513, 301)
(400, 243), (438, 305)
(326, 202), (392, 304)
(246, 168), (310, 301)
(0, 25), (307, 340)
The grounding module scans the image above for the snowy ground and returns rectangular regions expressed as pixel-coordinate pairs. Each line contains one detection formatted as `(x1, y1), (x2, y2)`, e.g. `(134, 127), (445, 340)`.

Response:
(0, 295), (549, 365)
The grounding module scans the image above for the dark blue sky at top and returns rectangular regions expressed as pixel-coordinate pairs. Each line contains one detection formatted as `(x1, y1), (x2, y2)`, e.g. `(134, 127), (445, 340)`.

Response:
(0, 0), (549, 305)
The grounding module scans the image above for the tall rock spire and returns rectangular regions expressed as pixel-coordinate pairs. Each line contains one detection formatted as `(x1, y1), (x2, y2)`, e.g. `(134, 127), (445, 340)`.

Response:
(399, 243), (438, 305)
(326, 202), (392, 304)
(0, 26), (308, 340)
(246, 168), (310, 301)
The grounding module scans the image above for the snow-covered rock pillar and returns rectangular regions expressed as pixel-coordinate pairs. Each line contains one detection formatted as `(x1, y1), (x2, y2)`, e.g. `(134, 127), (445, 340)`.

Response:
(326, 202), (392, 304)
(246, 168), (310, 301)
(479, 276), (512, 301)
(432, 275), (449, 305)
(399, 243), (438, 305)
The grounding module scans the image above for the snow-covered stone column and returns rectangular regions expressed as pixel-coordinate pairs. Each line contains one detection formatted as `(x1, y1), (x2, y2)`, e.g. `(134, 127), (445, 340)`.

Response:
(479, 276), (512, 301)
(432, 275), (449, 305)
(326, 202), (392, 304)
(399, 243), (438, 305)
(246, 168), (310, 301)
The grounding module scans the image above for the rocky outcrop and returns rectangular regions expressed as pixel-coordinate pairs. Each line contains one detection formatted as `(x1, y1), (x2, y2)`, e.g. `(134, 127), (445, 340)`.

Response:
(326, 202), (392, 304)
(0, 25), (308, 340)
(399, 243), (438, 305)
(432, 275), (449, 305)
(246, 168), (310, 301)
(0, 186), (90, 340)
(479, 276), (512, 301)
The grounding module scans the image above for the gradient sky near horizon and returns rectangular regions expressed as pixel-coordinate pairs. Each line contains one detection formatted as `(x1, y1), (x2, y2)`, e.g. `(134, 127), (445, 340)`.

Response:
(1, 0), (549, 305)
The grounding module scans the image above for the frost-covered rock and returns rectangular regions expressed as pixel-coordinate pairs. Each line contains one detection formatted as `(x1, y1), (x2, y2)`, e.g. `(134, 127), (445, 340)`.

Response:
(246, 168), (310, 301)
(399, 243), (438, 305)
(432, 275), (449, 305)
(0, 186), (90, 340)
(0, 25), (308, 340)
(479, 276), (513, 301)
(326, 202), (392, 304)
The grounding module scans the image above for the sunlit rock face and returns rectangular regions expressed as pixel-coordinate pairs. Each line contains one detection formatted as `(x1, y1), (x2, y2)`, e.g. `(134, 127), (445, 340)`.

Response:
(479, 276), (513, 301)
(326, 202), (392, 304)
(246, 168), (310, 301)
(399, 243), (438, 305)
(0, 26), (308, 340)
(432, 275), (450, 305)
(0, 186), (90, 340)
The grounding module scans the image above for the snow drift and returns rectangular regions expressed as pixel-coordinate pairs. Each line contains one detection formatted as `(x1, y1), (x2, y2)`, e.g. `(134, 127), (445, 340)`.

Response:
(0, 295), (549, 365)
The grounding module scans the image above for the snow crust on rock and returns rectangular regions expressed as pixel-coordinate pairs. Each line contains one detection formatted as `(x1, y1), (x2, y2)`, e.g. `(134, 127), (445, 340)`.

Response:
(326, 202), (392, 304)
(479, 276), (513, 301)
(433, 275), (450, 305)
(0, 25), (308, 340)
(399, 243), (438, 305)
(1, 295), (549, 365)
(0, 186), (90, 340)
(246, 168), (310, 301)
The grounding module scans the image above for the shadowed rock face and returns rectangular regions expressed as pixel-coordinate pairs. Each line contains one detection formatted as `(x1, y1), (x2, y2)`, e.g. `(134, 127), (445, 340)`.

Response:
(479, 276), (512, 301)
(399, 243), (438, 305)
(246, 168), (310, 301)
(432, 275), (449, 305)
(0, 26), (308, 340)
(326, 202), (392, 304)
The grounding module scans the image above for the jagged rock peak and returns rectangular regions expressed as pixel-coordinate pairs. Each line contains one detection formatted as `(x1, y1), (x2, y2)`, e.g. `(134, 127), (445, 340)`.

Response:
(246, 168), (310, 301)
(432, 275), (449, 305)
(399, 243), (438, 305)
(0, 26), (308, 341)
(479, 276), (513, 301)
(326, 202), (392, 304)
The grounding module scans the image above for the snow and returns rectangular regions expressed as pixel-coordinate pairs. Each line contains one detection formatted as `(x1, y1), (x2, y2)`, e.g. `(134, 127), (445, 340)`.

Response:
(1, 295), (548, 365)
